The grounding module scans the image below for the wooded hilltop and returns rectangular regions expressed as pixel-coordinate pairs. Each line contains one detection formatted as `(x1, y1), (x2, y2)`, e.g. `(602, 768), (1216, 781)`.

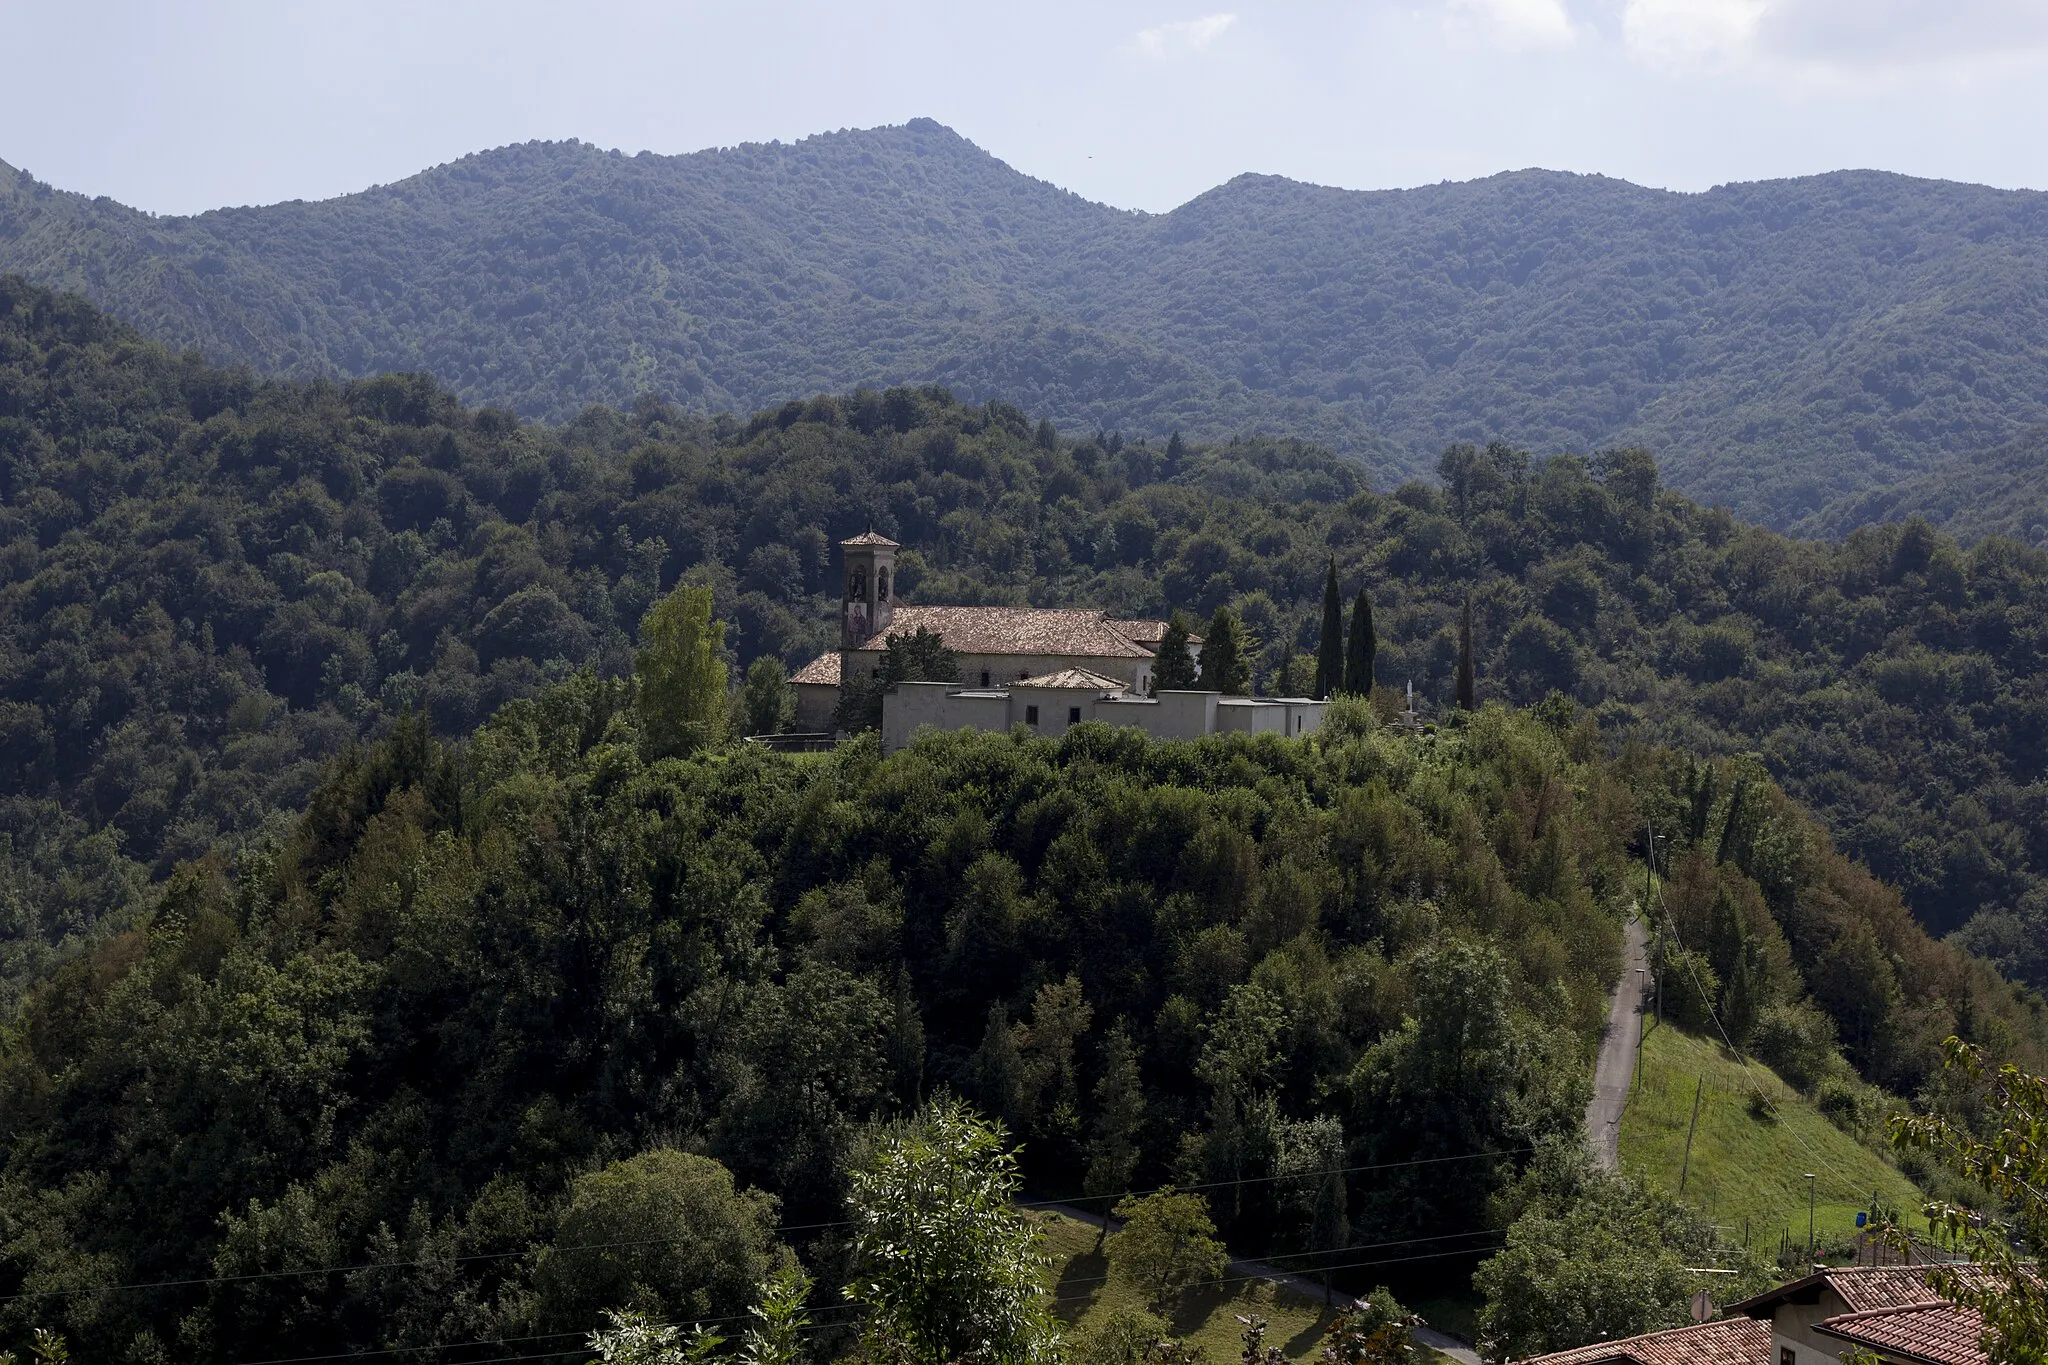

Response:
(3, 277), (2046, 1002)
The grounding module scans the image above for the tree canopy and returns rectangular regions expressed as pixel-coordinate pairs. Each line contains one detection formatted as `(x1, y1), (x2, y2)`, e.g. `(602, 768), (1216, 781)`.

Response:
(0, 667), (2031, 1359)
(3, 275), (2047, 1008)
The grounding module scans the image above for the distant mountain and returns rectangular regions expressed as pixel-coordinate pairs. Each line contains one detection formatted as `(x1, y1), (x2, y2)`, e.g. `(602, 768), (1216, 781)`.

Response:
(6, 121), (2048, 526)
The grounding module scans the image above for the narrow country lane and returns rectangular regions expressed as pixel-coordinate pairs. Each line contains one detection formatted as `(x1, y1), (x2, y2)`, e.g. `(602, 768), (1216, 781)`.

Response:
(1584, 915), (1652, 1171)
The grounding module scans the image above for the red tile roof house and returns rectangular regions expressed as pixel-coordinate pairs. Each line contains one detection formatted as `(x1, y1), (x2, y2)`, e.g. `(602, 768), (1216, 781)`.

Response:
(788, 530), (1208, 734)
(1514, 1267), (1997, 1365)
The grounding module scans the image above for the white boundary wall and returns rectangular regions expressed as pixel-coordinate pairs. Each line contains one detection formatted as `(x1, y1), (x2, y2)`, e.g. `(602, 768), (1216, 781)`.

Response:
(880, 684), (1322, 753)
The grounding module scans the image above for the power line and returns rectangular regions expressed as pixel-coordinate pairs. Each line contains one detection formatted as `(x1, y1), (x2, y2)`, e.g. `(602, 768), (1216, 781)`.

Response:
(1646, 857), (1854, 1192)
(226, 1235), (1514, 1365)
(0, 1146), (1530, 1306)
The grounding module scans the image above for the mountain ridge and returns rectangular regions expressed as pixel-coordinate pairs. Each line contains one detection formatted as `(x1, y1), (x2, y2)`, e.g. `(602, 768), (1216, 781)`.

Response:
(6, 121), (2048, 527)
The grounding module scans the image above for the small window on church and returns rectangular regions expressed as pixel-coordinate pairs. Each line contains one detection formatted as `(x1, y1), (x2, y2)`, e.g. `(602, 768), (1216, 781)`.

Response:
(1780, 1349), (1795, 1365)
(981, 671), (991, 687)
(878, 567), (890, 601)
(1025, 705), (1039, 726)
(1068, 706), (1082, 724)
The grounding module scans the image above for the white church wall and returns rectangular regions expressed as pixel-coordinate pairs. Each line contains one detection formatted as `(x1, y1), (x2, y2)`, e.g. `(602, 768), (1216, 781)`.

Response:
(1147, 690), (1219, 740)
(1007, 685), (1098, 740)
(1284, 700), (1327, 738)
(792, 682), (838, 732)
(1217, 698), (1290, 735)
(880, 684), (1319, 752)
(881, 682), (1008, 751)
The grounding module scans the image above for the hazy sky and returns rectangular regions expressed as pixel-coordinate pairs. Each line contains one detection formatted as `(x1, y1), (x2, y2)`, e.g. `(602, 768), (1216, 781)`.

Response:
(5, 0), (2047, 216)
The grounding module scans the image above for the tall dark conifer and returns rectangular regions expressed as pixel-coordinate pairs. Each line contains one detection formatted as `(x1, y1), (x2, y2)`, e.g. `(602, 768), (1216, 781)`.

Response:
(1344, 587), (1376, 697)
(1198, 607), (1252, 695)
(1152, 612), (1198, 691)
(1314, 561), (1345, 699)
(1456, 598), (1477, 711)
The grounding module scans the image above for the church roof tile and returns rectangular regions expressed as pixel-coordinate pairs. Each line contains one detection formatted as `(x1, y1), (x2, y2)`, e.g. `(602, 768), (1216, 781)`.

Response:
(851, 606), (1152, 658)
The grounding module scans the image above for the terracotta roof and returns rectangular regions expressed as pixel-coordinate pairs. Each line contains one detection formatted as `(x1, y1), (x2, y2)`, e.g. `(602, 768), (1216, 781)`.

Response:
(1815, 1300), (1986, 1365)
(1014, 668), (1129, 691)
(790, 653), (840, 685)
(1516, 1317), (1771, 1365)
(1833, 1270), (1967, 1314)
(1730, 1267), (1988, 1318)
(839, 530), (901, 547)
(850, 606), (1152, 659)
(1107, 618), (1204, 648)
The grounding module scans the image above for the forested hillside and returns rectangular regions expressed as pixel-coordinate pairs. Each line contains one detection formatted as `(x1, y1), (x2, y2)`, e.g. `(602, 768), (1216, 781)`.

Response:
(7, 122), (2048, 525)
(1812, 426), (2048, 546)
(0, 684), (2029, 1360)
(4, 277), (2048, 1002)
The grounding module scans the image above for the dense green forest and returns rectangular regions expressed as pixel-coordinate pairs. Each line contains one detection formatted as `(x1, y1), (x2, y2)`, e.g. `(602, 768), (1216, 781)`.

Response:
(8, 122), (2048, 526)
(1814, 426), (2048, 547)
(0, 664), (2030, 1360)
(4, 278), (2048, 1008)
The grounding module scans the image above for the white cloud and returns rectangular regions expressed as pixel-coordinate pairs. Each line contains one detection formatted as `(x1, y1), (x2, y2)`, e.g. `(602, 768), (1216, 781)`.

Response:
(1448, 0), (1577, 48)
(1756, 0), (2048, 66)
(1623, 0), (2048, 74)
(1623, 0), (1766, 66)
(1132, 13), (1238, 60)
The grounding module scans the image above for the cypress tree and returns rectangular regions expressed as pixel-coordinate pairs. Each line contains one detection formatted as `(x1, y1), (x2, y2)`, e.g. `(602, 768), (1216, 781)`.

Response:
(1456, 598), (1477, 711)
(1344, 586), (1376, 697)
(1314, 561), (1345, 700)
(1198, 607), (1252, 695)
(1152, 612), (1198, 691)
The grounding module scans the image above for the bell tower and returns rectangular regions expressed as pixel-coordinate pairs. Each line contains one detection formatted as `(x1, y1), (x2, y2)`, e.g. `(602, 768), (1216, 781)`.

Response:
(839, 529), (900, 650)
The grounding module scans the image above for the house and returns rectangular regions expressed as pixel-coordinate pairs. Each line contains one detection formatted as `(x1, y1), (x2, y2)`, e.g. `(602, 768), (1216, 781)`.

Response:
(1515, 1266), (1991, 1365)
(1728, 1266), (1992, 1365)
(1512, 1318), (1773, 1365)
(789, 530), (1206, 733)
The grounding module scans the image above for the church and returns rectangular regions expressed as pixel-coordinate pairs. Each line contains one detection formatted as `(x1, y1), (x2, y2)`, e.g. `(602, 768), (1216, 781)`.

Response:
(790, 531), (1327, 749)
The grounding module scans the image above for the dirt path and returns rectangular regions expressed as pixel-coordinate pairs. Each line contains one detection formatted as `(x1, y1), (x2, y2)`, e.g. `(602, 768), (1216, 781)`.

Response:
(1584, 915), (1651, 1171)
(1026, 1200), (1484, 1365)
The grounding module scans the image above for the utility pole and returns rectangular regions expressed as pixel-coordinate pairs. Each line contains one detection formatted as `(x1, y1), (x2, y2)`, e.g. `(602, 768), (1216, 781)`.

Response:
(1806, 1173), (1818, 1267)
(1679, 1075), (1704, 1193)
(1645, 820), (1656, 919)
(1644, 823), (1664, 1027)
(1635, 968), (1648, 1094)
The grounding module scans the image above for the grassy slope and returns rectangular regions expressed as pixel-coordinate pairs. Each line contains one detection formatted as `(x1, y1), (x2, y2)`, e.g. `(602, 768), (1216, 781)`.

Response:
(1617, 1023), (1923, 1252)
(1034, 1211), (1343, 1362)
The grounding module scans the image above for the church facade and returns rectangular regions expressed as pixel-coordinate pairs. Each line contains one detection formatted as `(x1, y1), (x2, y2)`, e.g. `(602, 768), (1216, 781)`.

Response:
(789, 530), (1203, 732)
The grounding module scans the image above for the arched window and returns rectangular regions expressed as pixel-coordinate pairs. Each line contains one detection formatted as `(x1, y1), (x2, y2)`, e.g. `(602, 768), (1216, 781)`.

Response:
(848, 567), (866, 601)
(877, 566), (890, 601)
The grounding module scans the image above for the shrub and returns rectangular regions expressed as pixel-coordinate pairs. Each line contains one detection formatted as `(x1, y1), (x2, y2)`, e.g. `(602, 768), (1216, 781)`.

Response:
(1750, 1001), (1839, 1092)
(1658, 949), (1720, 1029)
(534, 1150), (779, 1331)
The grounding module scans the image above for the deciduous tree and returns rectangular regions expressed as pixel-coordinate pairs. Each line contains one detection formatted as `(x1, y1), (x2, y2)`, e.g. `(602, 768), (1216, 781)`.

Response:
(845, 1101), (1059, 1365)
(637, 584), (728, 757)
(1106, 1189), (1228, 1312)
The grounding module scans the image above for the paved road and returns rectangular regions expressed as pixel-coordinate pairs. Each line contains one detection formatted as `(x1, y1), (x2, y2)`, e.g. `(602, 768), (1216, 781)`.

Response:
(1027, 1200), (1484, 1365)
(1584, 915), (1652, 1171)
